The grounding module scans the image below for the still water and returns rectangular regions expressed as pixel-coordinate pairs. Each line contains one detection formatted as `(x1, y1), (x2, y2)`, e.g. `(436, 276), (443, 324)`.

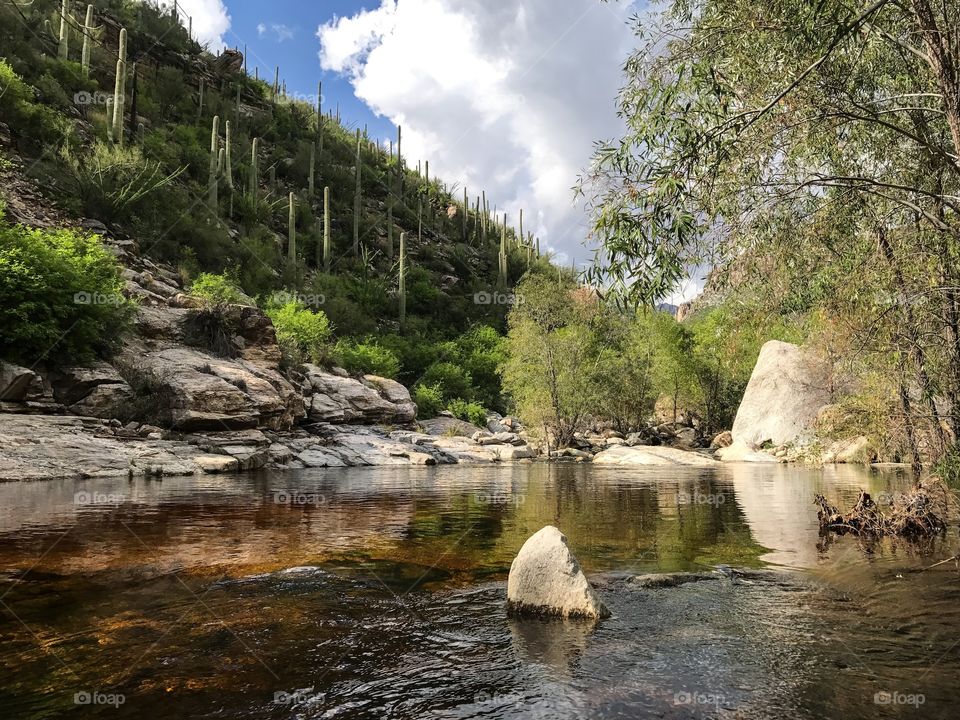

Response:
(0, 462), (957, 719)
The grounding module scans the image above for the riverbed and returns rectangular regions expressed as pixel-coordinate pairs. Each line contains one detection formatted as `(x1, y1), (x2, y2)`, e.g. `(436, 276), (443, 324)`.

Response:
(0, 463), (957, 718)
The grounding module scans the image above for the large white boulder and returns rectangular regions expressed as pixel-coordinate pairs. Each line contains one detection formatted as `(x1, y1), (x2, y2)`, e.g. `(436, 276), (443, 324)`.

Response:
(591, 444), (718, 466)
(507, 526), (609, 619)
(731, 341), (832, 448)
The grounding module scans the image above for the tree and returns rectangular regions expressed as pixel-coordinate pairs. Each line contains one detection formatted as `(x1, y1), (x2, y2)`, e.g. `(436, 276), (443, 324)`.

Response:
(580, 0), (960, 465)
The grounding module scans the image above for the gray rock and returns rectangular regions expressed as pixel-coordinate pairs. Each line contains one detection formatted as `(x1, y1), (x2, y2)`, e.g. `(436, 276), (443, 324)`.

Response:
(419, 416), (486, 437)
(507, 526), (609, 619)
(0, 362), (38, 402)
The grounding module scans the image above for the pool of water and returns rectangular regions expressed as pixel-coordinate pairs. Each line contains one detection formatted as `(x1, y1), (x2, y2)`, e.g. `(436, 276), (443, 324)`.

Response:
(0, 462), (957, 718)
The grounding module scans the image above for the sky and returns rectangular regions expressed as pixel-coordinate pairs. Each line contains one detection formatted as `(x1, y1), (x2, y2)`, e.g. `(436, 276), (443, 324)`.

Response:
(159, 0), (700, 302)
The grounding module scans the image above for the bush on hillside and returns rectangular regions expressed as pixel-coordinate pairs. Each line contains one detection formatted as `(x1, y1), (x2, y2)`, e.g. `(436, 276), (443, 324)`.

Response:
(413, 383), (444, 419)
(0, 208), (134, 365)
(447, 398), (487, 427)
(419, 361), (473, 403)
(189, 272), (250, 306)
(332, 338), (401, 378)
(265, 300), (332, 366)
(61, 141), (185, 224)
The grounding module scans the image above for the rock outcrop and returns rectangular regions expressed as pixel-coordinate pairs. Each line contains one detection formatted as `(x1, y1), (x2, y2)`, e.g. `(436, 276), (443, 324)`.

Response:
(507, 526), (609, 619)
(304, 366), (416, 425)
(731, 341), (832, 447)
(591, 444), (718, 466)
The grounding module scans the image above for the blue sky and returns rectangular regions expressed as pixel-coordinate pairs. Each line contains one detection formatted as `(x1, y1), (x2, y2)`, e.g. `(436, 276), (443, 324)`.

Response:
(173, 0), (700, 301)
(218, 1), (395, 143)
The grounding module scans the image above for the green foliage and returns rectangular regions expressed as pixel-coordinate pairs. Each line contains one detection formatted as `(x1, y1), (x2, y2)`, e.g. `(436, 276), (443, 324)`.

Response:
(265, 300), (332, 366)
(413, 383), (444, 419)
(0, 58), (69, 148)
(332, 338), (401, 378)
(447, 398), (487, 427)
(61, 141), (185, 224)
(0, 209), (133, 365)
(189, 272), (249, 306)
(419, 361), (473, 403)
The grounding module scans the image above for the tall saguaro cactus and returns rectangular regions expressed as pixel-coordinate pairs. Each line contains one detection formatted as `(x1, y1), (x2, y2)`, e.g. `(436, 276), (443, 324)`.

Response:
(288, 193), (296, 266)
(58, 0), (69, 60)
(249, 137), (259, 201)
(323, 186), (331, 273)
(499, 221), (508, 287)
(308, 142), (315, 196)
(353, 128), (362, 256)
(111, 28), (127, 145)
(80, 4), (94, 76)
(224, 120), (234, 191)
(399, 232), (407, 328)
(208, 115), (220, 209)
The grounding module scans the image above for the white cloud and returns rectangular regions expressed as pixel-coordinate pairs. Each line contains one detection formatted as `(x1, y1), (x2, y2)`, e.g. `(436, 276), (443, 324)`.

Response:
(270, 23), (295, 42)
(171, 0), (231, 50)
(317, 0), (638, 266)
(257, 22), (267, 37)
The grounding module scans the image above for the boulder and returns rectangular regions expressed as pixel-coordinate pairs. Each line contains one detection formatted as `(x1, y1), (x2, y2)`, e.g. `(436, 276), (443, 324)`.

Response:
(506, 526), (609, 619)
(419, 416), (486, 437)
(304, 366), (414, 425)
(591, 445), (718, 466)
(0, 362), (38, 402)
(823, 436), (875, 464)
(710, 431), (733, 449)
(731, 341), (832, 447)
(715, 441), (779, 463)
(51, 363), (133, 418)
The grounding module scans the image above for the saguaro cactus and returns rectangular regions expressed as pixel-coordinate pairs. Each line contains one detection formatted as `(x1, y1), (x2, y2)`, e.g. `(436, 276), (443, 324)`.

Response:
(111, 28), (127, 145)
(208, 115), (220, 209)
(308, 142), (315, 196)
(323, 186), (331, 273)
(249, 138), (259, 201)
(58, 0), (69, 60)
(273, 66), (279, 103)
(462, 187), (469, 243)
(499, 221), (508, 287)
(353, 128), (362, 256)
(197, 77), (204, 120)
(80, 4), (94, 76)
(395, 125), (403, 202)
(288, 193), (296, 266)
(519, 209), (524, 252)
(399, 232), (407, 327)
(224, 120), (234, 191)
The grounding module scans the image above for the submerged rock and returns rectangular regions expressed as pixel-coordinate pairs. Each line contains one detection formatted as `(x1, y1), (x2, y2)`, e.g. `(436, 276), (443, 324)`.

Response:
(507, 525), (610, 620)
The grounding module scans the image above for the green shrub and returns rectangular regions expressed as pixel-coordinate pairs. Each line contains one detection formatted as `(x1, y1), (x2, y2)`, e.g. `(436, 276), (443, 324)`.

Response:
(0, 209), (134, 365)
(61, 141), (185, 224)
(265, 300), (332, 366)
(419, 361), (473, 402)
(189, 272), (251, 306)
(332, 338), (401, 378)
(447, 398), (487, 427)
(413, 383), (444, 419)
(0, 58), (69, 148)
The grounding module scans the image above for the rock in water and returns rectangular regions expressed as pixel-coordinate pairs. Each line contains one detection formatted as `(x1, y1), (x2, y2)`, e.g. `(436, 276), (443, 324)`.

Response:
(506, 526), (610, 619)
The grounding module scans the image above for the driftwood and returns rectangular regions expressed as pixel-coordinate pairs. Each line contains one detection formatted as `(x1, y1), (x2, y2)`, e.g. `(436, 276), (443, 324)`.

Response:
(815, 478), (955, 537)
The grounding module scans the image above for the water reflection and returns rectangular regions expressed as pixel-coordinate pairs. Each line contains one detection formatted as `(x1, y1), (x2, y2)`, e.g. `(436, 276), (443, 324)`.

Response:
(0, 462), (957, 719)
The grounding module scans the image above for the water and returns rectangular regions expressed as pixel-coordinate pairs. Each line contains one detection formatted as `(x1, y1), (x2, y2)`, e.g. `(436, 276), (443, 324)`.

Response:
(0, 463), (957, 719)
